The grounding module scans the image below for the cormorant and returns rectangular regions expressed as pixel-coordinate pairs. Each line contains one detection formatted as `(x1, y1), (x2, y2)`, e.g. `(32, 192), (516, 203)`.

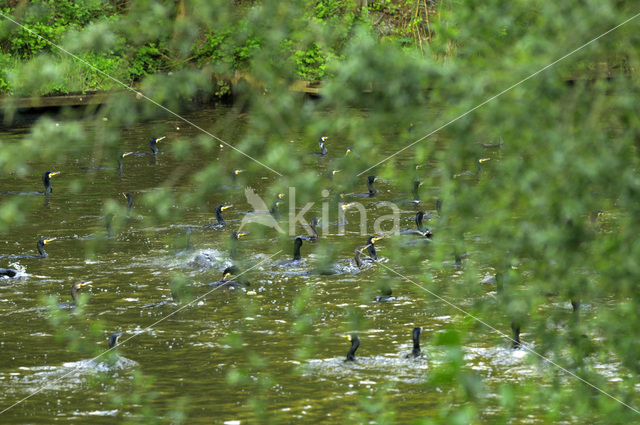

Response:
(312, 136), (328, 156)
(208, 265), (249, 289)
(363, 236), (380, 261)
(1, 237), (55, 259)
(149, 136), (165, 154)
(108, 332), (123, 349)
(405, 327), (422, 358)
(374, 284), (395, 302)
(511, 322), (521, 349)
(299, 217), (319, 241)
(454, 158), (490, 178)
(277, 237), (304, 266)
(348, 176), (377, 198)
(122, 193), (133, 213)
(354, 246), (365, 268)
(205, 204), (232, 228)
(59, 281), (92, 308)
(398, 211), (432, 238)
(42, 171), (60, 195)
(230, 231), (247, 260)
(231, 169), (244, 181)
(0, 268), (18, 278)
(345, 334), (360, 362)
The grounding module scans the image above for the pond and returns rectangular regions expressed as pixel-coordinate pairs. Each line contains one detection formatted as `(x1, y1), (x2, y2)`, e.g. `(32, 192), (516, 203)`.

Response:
(0, 103), (619, 424)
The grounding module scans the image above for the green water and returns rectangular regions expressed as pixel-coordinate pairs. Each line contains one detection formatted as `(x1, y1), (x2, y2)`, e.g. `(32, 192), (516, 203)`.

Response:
(0, 105), (618, 424)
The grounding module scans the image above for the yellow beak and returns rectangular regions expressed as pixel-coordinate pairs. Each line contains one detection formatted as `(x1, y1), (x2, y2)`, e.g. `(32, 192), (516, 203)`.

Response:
(221, 205), (232, 211)
(235, 169), (244, 175)
(123, 152), (133, 157)
(49, 172), (60, 177)
(237, 232), (247, 238)
(278, 193), (285, 199)
(479, 158), (491, 163)
(157, 136), (166, 142)
(223, 273), (231, 280)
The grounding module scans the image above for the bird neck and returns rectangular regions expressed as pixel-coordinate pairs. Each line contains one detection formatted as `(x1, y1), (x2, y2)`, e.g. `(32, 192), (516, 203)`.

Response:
(367, 244), (377, 260)
(346, 339), (359, 361)
(215, 209), (225, 224)
(415, 214), (424, 231)
(354, 249), (362, 268)
(293, 241), (302, 261)
(37, 242), (47, 257)
(412, 181), (420, 200)
(70, 286), (78, 304)
(367, 181), (377, 196)
(43, 177), (52, 195)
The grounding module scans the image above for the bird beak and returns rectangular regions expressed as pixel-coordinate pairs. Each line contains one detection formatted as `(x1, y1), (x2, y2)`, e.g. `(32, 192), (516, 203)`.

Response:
(332, 169), (341, 175)
(479, 158), (491, 163)
(278, 193), (285, 199)
(79, 281), (93, 288)
(122, 193), (127, 199)
(157, 136), (166, 142)
(237, 232), (247, 238)
(235, 169), (244, 175)
(222, 205), (232, 211)
(123, 152), (133, 157)
(223, 273), (231, 280)
(342, 334), (352, 341)
(43, 238), (56, 244)
(50, 172), (60, 177)
(345, 149), (350, 155)
(372, 237), (380, 243)
(415, 164), (423, 169)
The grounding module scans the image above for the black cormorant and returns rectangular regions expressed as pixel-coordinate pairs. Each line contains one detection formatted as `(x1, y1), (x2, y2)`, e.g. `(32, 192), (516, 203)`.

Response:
(108, 332), (123, 349)
(374, 284), (395, 302)
(511, 322), (521, 349)
(312, 136), (328, 156)
(205, 204), (232, 228)
(149, 136), (165, 154)
(454, 158), (490, 178)
(299, 217), (319, 241)
(1, 237), (55, 259)
(277, 237), (304, 266)
(398, 211), (432, 238)
(0, 268), (18, 278)
(122, 193), (133, 213)
(345, 334), (360, 362)
(208, 265), (249, 289)
(363, 236), (381, 261)
(59, 281), (92, 308)
(405, 327), (422, 358)
(42, 171), (60, 195)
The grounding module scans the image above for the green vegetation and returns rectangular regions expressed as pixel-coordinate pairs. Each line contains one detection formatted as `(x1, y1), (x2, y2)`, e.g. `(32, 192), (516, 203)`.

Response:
(1, 0), (640, 424)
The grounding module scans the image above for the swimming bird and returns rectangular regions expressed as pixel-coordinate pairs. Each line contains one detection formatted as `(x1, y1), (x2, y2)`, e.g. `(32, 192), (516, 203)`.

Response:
(0, 268), (18, 278)
(374, 284), (395, 302)
(398, 211), (432, 238)
(511, 322), (521, 349)
(130, 136), (166, 156)
(405, 327), (422, 358)
(358, 176), (377, 197)
(122, 193), (133, 213)
(80, 152), (132, 174)
(149, 136), (165, 154)
(231, 169), (244, 180)
(42, 171), (60, 195)
(1, 237), (55, 259)
(344, 334), (360, 362)
(108, 332), (123, 349)
(354, 246), (366, 268)
(59, 281), (92, 309)
(277, 237), (304, 266)
(229, 231), (247, 260)
(205, 204), (232, 229)
(363, 236), (381, 261)
(298, 217), (319, 241)
(311, 136), (328, 156)
(208, 266), (249, 289)
(454, 158), (490, 178)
